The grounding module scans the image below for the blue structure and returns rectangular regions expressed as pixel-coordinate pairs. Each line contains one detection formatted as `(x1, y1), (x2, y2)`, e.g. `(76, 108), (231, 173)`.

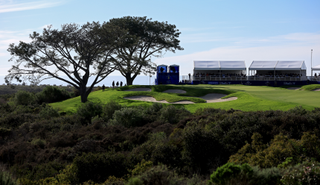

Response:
(155, 64), (180, 85)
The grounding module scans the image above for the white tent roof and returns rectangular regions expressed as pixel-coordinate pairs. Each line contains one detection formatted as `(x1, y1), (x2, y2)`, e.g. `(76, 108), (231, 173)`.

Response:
(220, 61), (246, 70)
(194, 61), (246, 70)
(249, 61), (278, 70)
(312, 64), (320, 70)
(276, 61), (306, 70)
(249, 61), (307, 70)
(194, 61), (220, 70)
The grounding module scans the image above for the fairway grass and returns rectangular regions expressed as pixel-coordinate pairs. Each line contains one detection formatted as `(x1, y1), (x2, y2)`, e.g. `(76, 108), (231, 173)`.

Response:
(50, 84), (320, 113)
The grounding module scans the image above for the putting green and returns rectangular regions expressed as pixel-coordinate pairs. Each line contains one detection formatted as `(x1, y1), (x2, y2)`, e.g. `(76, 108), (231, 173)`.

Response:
(50, 84), (320, 113)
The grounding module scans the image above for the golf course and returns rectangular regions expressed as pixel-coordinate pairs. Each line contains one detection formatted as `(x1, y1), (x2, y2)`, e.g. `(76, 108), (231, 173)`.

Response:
(51, 84), (320, 113)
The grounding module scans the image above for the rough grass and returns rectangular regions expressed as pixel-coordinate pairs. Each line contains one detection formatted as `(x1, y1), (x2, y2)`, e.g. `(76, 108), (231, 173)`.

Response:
(50, 84), (320, 113)
(299, 84), (320, 91)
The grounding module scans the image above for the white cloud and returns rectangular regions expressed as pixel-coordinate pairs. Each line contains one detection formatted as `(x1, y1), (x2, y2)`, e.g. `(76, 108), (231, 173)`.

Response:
(0, 0), (64, 13)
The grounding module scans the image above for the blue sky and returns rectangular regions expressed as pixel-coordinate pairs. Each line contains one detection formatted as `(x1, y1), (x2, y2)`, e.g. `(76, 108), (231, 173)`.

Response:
(1, 0), (320, 85)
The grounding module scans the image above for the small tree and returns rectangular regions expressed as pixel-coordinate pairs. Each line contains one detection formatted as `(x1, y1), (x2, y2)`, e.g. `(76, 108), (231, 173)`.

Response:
(107, 16), (183, 85)
(6, 22), (123, 102)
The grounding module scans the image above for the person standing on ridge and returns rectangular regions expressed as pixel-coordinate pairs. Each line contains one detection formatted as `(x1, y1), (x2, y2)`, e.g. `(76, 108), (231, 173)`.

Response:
(120, 81), (123, 87)
(112, 81), (115, 88)
(116, 81), (119, 87)
(102, 84), (105, 91)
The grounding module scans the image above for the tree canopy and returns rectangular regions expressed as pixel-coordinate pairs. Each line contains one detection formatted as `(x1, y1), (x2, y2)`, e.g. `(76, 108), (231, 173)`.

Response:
(107, 16), (184, 85)
(5, 22), (123, 102)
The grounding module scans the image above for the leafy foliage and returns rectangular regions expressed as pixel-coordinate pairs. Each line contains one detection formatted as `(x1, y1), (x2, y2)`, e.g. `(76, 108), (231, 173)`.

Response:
(37, 86), (71, 103)
(1, 88), (320, 184)
(107, 16), (183, 85)
(6, 22), (124, 102)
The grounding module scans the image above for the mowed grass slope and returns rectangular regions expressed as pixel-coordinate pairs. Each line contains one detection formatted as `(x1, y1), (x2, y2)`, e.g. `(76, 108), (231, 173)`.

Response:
(50, 84), (320, 113)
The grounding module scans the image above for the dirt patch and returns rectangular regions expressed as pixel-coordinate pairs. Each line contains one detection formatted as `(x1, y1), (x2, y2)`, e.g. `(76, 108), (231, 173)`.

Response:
(124, 93), (237, 104)
(313, 88), (320, 91)
(163, 89), (186, 94)
(124, 88), (152, 92)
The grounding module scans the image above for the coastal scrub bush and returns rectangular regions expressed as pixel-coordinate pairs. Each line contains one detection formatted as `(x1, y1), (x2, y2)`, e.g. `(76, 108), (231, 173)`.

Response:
(128, 165), (181, 185)
(76, 101), (103, 124)
(183, 126), (222, 173)
(229, 132), (320, 168)
(39, 105), (60, 119)
(72, 152), (130, 183)
(281, 161), (320, 185)
(101, 100), (122, 122)
(110, 107), (145, 127)
(11, 90), (37, 106)
(0, 170), (18, 185)
(159, 105), (190, 124)
(209, 163), (281, 185)
(37, 86), (71, 103)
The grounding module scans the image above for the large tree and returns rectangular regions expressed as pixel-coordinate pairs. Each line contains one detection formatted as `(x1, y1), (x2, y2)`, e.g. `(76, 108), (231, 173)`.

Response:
(107, 16), (183, 85)
(5, 22), (123, 102)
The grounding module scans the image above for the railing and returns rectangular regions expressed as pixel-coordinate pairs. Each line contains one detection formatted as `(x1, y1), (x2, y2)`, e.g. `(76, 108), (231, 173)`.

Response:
(308, 76), (320, 81)
(180, 75), (320, 82)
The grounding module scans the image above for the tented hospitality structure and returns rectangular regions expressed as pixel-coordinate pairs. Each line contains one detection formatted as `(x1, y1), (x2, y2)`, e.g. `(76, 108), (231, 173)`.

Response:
(248, 61), (307, 81)
(311, 64), (320, 81)
(193, 61), (246, 81)
(312, 64), (320, 75)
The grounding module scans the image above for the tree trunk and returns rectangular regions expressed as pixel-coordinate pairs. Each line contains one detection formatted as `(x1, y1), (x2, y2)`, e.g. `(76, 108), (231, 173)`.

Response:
(79, 85), (88, 103)
(125, 74), (134, 86)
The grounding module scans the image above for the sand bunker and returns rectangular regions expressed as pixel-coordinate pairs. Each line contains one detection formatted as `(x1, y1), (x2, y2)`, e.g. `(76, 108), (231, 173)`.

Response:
(124, 96), (194, 104)
(163, 89), (186, 94)
(124, 88), (151, 92)
(199, 93), (238, 103)
(287, 87), (300, 90)
(314, 88), (320, 91)
(124, 93), (237, 104)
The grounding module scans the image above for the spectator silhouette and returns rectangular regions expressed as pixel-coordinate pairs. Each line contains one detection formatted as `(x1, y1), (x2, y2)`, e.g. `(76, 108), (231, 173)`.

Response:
(112, 81), (115, 88)
(102, 84), (105, 91)
(160, 67), (164, 73)
(116, 81), (119, 87)
(120, 81), (123, 87)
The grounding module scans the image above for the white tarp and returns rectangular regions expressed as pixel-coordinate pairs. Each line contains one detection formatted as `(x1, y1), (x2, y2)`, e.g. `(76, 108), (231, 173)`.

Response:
(220, 61), (246, 70)
(194, 61), (220, 70)
(249, 61), (307, 70)
(249, 61), (278, 70)
(276, 61), (306, 70)
(312, 64), (320, 70)
(194, 61), (245, 70)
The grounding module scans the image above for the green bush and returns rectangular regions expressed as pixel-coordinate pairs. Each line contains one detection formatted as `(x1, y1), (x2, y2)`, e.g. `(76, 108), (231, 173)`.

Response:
(102, 100), (122, 122)
(12, 90), (37, 106)
(72, 152), (131, 183)
(182, 126), (222, 173)
(110, 107), (145, 127)
(159, 105), (189, 124)
(30, 138), (46, 148)
(281, 161), (320, 185)
(39, 105), (60, 119)
(209, 163), (281, 185)
(37, 86), (71, 103)
(128, 165), (181, 185)
(76, 101), (103, 124)
(0, 170), (18, 185)
(209, 163), (243, 185)
(250, 167), (281, 185)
